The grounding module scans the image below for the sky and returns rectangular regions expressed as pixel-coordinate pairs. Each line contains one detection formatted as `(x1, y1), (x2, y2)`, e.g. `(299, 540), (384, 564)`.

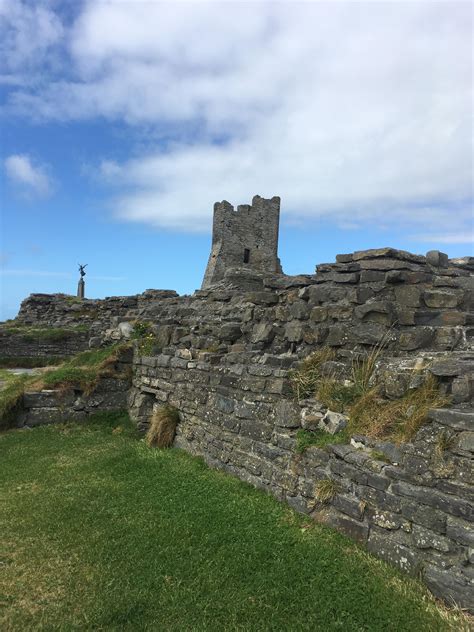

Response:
(0, 0), (473, 321)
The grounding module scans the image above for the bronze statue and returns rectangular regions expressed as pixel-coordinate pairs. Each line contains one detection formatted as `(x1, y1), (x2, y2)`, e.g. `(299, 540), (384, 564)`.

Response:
(78, 264), (88, 278)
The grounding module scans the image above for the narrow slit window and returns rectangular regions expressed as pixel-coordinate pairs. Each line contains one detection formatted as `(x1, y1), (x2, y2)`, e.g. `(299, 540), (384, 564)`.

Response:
(243, 248), (250, 264)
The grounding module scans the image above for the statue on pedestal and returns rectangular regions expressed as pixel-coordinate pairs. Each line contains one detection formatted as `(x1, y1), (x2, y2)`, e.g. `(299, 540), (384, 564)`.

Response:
(77, 263), (87, 298)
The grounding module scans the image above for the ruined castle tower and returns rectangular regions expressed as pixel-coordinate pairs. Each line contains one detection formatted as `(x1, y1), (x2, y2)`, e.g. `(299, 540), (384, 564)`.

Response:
(201, 195), (283, 289)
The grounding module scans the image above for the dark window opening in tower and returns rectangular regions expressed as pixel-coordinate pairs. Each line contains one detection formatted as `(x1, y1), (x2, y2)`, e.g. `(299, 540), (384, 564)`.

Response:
(243, 248), (250, 264)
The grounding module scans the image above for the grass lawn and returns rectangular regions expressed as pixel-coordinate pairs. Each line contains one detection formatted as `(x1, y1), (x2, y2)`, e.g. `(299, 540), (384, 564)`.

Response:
(0, 413), (466, 631)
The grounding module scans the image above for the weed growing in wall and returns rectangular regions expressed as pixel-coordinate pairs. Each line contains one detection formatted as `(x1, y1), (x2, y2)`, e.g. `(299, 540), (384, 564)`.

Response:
(315, 479), (341, 504)
(132, 321), (158, 356)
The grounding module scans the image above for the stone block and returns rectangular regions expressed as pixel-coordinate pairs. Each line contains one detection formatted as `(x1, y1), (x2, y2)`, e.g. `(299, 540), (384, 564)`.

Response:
(400, 500), (446, 534)
(427, 408), (473, 430)
(251, 323), (275, 343)
(394, 286), (421, 307)
(239, 419), (273, 441)
(216, 395), (235, 414)
(300, 406), (324, 431)
(359, 270), (385, 283)
(456, 432), (474, 453)
(315, 508), (369, 544)
(426, 250), (449, 267)
(412, 524), (451, 552)
(368, 529), (420, 574)
(424, 290), (462, 308)
(289, 300), (310, 320)
(391, 481), (474, 522)
(244, 292), (278, 306)
(366, 507), (406, 530)
(286, 494), (312, 514)
(310, 306), (328, 322)
(275, 399), (301, 428)
(446, 516), (474, 547)
(284, 321), (305, 342)
(423, 565), (474, 613)
(332, 494), (365, 520)
(399, 327), (434, 350)
(319, 410), (348, 434)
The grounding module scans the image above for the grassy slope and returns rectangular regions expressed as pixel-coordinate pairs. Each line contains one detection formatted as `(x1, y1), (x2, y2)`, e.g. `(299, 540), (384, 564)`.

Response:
(0, 414), (464, 631)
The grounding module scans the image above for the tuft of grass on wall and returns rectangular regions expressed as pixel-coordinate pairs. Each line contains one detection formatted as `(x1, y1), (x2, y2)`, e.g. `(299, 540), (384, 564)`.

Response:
(315, 479), (341, 504)
(146, 405), (180, 448)
(289, 347), (336, 400)
(349, 374), (449, 443)
(291, 341), (448, 444)
(295, 429), (350, 454)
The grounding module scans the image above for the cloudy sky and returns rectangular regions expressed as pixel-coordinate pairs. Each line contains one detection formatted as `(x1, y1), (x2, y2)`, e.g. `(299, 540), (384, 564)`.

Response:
(1, 0), (472, 319)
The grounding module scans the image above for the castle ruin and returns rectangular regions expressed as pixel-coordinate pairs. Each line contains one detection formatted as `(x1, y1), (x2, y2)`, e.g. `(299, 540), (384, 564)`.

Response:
(1, 195), (474, 613)
(201, 195), (283, 289)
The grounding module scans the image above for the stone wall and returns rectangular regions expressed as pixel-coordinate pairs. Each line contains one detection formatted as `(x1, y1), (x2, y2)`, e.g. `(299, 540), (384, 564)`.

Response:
(6, 247), (474, 611)
(126, 247), (473, 611)
(13, 347), (133, 429)
(0, 327), (90, 361)
(130, 352), (473, 610)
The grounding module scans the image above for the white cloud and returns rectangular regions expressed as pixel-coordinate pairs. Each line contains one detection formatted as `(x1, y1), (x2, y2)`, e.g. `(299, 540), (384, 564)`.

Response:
(4, 154), (52, 196)
(411, 232), (474, 245)
(3, 1), (473, 235)
(0, 0), (64, 78)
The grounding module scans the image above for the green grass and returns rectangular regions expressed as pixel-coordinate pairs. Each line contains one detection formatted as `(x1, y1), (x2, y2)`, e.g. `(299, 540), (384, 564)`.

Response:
(0, 414), (465, 631)
(0, 373), (30, 430)
(295, 428), (350, 453)
(0, 356), (66, 369)
(1, 325), (89, 341)
(40, 343), (130, 391)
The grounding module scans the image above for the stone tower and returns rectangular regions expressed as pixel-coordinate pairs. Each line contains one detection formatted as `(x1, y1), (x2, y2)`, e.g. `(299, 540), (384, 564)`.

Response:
(201, 195), (283, 289)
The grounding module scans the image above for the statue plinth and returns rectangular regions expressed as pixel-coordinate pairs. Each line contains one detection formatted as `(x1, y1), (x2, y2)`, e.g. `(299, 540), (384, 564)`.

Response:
(77, 278), (85, 299)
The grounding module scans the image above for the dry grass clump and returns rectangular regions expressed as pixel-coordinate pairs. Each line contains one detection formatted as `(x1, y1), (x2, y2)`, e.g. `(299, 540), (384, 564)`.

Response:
(434, 430), (456, 460)
(315, 479), (341, 504)
(146, 405), (180, 448)
(290, 347), (336, 400)
(349, 374), (449, 443)
(292, 336), (447, 443)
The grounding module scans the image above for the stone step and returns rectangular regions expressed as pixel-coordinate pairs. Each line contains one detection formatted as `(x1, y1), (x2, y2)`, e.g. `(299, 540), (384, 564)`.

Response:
(428, 408), (474, 431)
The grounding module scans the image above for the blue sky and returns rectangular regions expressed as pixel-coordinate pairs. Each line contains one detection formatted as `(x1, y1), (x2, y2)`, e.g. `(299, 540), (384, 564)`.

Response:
(1, 0), (473, 321)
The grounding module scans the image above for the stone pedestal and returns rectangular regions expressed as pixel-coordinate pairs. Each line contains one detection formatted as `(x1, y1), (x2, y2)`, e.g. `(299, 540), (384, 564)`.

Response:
(77, 278), (85, 299)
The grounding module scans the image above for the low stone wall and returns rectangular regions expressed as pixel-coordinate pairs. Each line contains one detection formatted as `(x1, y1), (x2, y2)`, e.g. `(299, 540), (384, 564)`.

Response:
(11, 348), (133, 429)
(16, 375), (130, 427)
(0, 328), (90, 362)
(129, 352), (473, 611)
